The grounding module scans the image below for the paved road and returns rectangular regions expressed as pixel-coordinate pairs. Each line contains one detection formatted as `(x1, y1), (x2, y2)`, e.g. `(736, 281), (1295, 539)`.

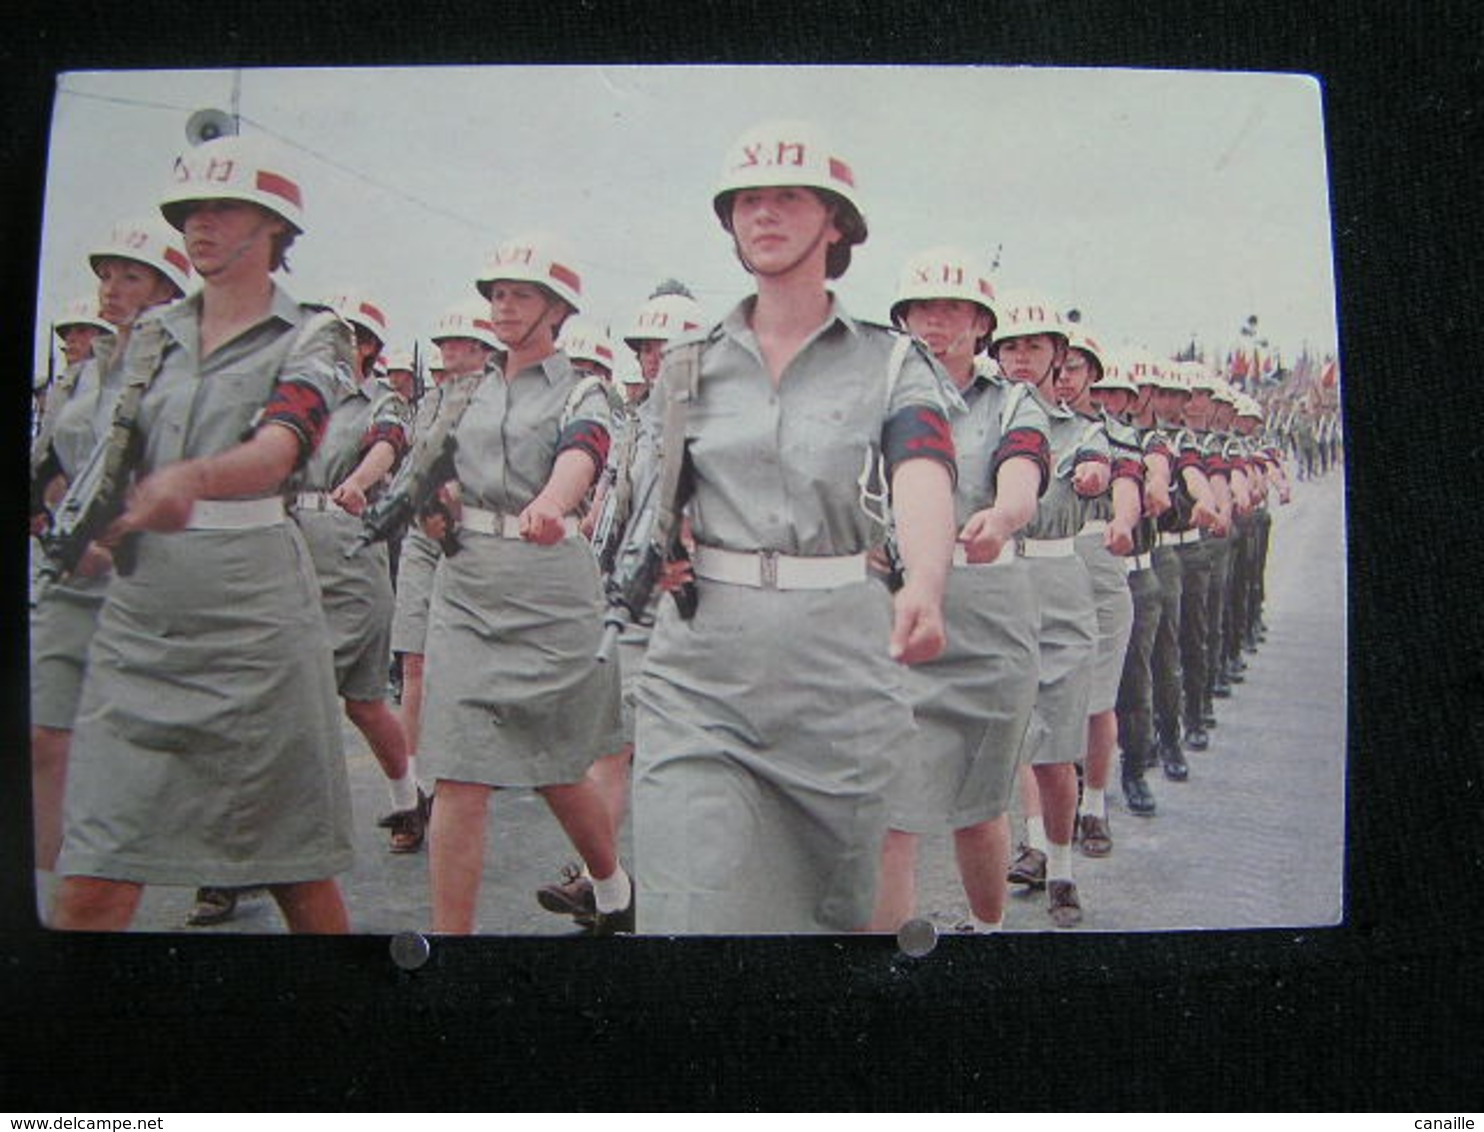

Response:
(124, 470), (1347, 937)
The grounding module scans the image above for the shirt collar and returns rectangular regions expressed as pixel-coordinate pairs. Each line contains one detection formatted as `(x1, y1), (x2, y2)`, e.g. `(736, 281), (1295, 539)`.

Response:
(502, 349), (573, 386)
(720, 290), (860, 343)
(157, 282), (300, 349)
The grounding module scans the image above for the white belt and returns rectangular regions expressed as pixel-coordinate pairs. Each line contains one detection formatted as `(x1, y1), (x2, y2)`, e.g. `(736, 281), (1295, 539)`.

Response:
(461, 505), (578, 540)
(1126, 551), (1155, 573)
(1078, 520), (1108, 535)
(1158, 529), (1202, 547)
(952, 542), (1017, 568)
(693, 545), (868, 590)
(186, 497), (286, 530)
(1018, 537), (1076, 559)
(295, 490), (346, 514)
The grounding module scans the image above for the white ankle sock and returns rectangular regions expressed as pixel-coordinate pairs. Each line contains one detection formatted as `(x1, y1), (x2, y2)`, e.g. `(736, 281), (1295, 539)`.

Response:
(1047, 841), (1074, 882)
(1027, 816), (1048, 853)
(591, 865), (631, 914)
(389, 772), (418, 812)
(405, 755), (421, 792)
(971, 917), (1003, 933)
(1081, 787), (1106, 819)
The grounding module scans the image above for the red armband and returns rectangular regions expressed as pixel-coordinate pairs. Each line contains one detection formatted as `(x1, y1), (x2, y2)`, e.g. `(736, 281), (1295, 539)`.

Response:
(558, 419), (611, 474)
(1111, 454), (1144, 484)
(883, 405), (957, 484)
(261, 380), (331, 463)
(362, 421), (409, 463)
(991, 427), (1051, 496)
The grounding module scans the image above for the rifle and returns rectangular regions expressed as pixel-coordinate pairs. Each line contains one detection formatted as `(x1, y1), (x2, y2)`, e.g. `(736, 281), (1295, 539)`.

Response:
(346, 371), (481, 557)
(36, 325), (167, 588)
(595, 460), (696, 662)
(30, 329), (61, 519)
(411, 340), (424, 408)
(588, 411), (640, 577)
(594, 344), (701, 662)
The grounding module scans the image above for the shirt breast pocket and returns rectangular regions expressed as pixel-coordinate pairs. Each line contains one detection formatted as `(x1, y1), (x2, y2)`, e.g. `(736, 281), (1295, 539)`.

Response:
(194, 367), (280, 455)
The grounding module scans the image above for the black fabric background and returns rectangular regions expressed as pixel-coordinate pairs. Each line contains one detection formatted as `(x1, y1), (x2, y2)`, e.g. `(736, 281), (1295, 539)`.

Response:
(2, 1), (1480, 1111)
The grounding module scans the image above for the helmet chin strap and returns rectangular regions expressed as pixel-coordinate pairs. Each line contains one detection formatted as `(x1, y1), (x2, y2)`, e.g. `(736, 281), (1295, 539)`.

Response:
(500, 296), (559, 355)
(734, 211), (835, 278)
(198, 216), (272, 279)
(944, 324), (978, 360)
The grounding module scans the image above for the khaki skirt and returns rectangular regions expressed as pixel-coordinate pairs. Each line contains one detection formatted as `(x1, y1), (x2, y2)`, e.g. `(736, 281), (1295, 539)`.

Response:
(59, 522), (352, 886)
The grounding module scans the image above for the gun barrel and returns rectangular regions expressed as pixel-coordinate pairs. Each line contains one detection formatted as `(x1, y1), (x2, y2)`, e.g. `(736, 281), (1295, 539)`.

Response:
(594, 619), (623, 663)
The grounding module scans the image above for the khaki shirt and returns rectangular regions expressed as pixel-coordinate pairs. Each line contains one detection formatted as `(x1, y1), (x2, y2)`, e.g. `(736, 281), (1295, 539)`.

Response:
(658, 296), (954, 557)
(1024, 397), (1111, 540)
(452, 351), (611, 514)
(951, 373), (1050, 527)
(301, 373), (411, 492)
(131, 286), (353, 477)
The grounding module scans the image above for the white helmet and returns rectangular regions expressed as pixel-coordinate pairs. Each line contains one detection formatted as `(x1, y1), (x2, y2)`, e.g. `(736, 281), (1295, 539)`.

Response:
(1211, 380), (1237, 405)
(431, 299), (501, 351)
(475, 231), (582, 313)
(622, 292), (706, 350)
(711, 119), (867, 246)
(159, 134), (305, 234)
(1091, 351), (1139, 395)
(559, 318), (617, 372)
(619, 370), (649, 387)
(1065, 326), (1108, 377)
(53, 294), (112, 335)
(1181, 360), (1219, 393)
(889, 246), (998, 334)
(322, 289), (392, 347)
(989, 291), (1069, 352)
(89, 214), (192, 296)
(384, 347), (416, 374)
(1236, 395), (1264, 420)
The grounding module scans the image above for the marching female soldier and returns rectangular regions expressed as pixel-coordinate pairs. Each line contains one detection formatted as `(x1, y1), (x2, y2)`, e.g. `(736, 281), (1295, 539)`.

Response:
(1205, 382), (1245, 705)
(870, 247), (1048, 935)
(993, 294), (1108, 928)
(558, 317), (619, 384)
(1149, 368), (1220, 781)
(537, 286), (706, 930)
(1177, 365), (1230, 751)
(389, 301), (500, 806)
(1110, 353), (1175, 815)
(30, 216), (189, 909)
(420, 233), (630, 935)
(51, 134), (354, 932)
(295, 289), (420, 849)
(632, 120), (957, 934)
(1058, 329), (1140, 858)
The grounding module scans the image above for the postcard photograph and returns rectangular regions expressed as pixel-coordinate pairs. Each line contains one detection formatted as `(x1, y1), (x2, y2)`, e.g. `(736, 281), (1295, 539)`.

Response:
(26, 64), (1344, 938)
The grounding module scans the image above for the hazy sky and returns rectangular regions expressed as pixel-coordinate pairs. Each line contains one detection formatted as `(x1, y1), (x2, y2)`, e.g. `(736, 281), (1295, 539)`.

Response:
(35, 65), (1338, 378)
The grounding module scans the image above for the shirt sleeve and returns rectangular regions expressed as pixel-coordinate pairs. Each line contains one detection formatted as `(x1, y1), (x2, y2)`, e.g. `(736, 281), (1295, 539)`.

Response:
(1174, 430), (1204, 475)
(881, 337), (957, 483)
(258, 312), (356, 465)
(361, 380), (413, 468)
(555, 376), (612, 475)
(1098, 416), (1140, 484)
(990, 382), (1052, 496)
(1203, 433), (1232, 478)
(1074, 419), (1112, 468)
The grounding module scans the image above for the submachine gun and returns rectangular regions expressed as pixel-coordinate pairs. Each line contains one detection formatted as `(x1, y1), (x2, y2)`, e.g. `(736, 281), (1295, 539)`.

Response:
(595, 344), (700, 662)
(346, 371), (482, 558)
(587, 391), (640, 578)
(36, 325), (169, 588)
